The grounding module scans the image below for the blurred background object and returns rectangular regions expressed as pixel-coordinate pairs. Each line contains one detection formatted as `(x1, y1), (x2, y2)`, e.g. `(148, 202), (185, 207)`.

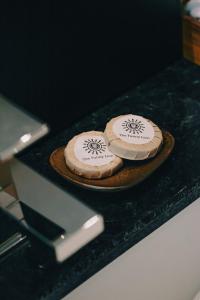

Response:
(182, 0), (200, 65)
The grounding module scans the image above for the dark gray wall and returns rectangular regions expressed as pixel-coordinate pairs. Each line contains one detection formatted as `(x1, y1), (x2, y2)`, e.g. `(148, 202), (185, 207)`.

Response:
(0, 1), (181, 132)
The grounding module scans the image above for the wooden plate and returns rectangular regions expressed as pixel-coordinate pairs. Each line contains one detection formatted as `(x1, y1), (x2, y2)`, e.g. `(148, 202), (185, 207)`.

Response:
(49, 131), (175, 192)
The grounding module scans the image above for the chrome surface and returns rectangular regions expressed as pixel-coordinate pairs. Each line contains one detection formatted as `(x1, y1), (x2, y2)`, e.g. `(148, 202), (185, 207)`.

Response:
(11, 158), (104, 262)
(0, 95), (49, 162)
(0, 232), (26, 257)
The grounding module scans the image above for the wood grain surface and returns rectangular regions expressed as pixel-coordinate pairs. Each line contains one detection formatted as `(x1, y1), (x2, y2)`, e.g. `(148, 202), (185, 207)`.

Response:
(49, 131), (175, 192)
(182, 0), (200, 65)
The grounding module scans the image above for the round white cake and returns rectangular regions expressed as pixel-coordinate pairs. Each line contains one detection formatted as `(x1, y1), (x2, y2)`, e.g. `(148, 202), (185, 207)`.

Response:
(64, 131), (123, 179)
(104, 114), (163, 160)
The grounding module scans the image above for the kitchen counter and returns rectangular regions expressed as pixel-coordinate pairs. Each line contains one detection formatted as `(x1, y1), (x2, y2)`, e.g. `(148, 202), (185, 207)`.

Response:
(1, 59), (200, 300)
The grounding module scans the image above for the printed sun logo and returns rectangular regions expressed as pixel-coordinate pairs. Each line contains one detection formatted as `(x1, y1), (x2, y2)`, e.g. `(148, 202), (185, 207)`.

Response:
(83, 138), (106, 155)
(122, 118), (145, 134)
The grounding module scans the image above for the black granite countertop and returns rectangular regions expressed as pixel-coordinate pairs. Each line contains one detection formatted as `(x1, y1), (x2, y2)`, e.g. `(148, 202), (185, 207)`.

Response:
(1, 59), (200, 300)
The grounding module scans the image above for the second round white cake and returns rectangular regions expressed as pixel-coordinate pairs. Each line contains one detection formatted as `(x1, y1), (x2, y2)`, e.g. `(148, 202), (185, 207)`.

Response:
(64, 131), (123, 179)
(104, 114), (163, 160)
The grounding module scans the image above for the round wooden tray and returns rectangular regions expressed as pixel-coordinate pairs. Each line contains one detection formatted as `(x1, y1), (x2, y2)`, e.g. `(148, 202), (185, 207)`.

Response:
(49, 131), (175, 192)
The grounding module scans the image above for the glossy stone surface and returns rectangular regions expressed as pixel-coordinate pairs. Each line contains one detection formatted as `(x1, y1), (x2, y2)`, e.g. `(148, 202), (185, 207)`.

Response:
(1, 59), (200, 299)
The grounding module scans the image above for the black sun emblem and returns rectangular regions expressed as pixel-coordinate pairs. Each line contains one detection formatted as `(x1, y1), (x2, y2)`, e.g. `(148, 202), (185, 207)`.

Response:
(83, 138), (106, 155)
(122, 118), (145, 134)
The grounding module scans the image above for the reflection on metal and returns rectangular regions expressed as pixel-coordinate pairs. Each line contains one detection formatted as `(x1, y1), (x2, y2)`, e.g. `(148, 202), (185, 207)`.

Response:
(20, 133), (32, 143)
(0, 94), (104, 263)
(0, 95), (49, 162)
(0, 232), (26, 257)
(83, 216), (100, 229)
(12, 159), (104, 263)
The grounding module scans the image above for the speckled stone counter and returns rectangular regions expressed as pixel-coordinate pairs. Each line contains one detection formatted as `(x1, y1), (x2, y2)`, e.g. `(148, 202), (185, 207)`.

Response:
(1, 59), (200, 300)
